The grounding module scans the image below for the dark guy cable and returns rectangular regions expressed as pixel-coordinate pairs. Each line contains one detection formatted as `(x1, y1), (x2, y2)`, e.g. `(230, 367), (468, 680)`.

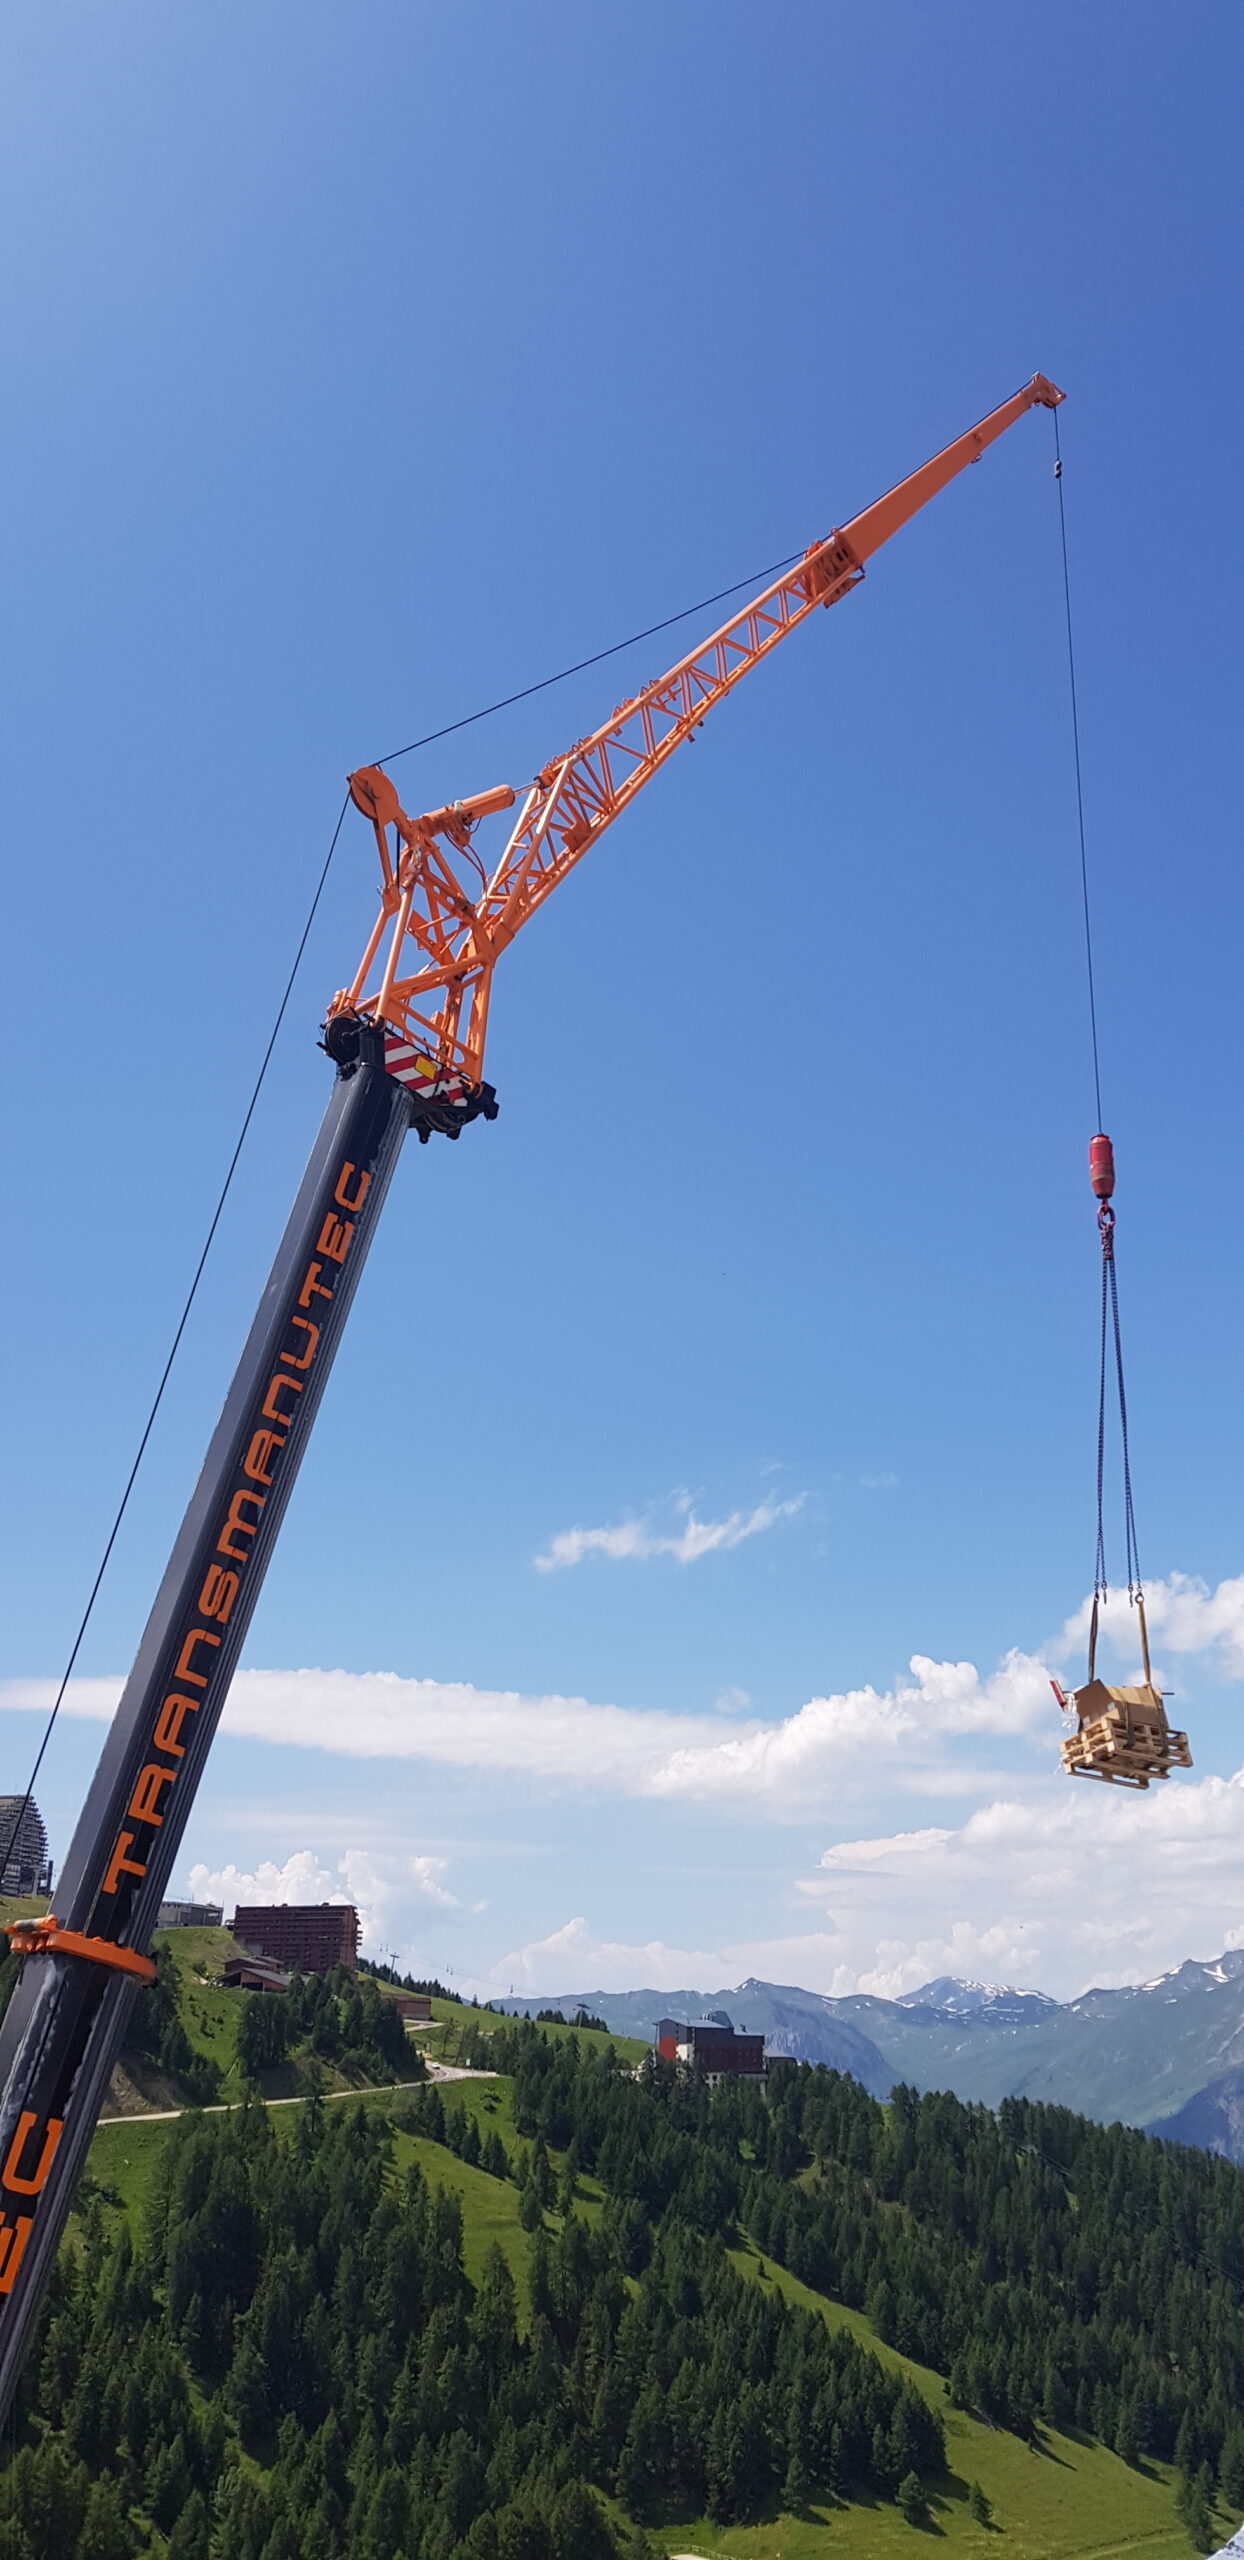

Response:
(1052, 408), (1103, 1130)
(373, 550), (804, 768)
(0, 796), (351, 1886)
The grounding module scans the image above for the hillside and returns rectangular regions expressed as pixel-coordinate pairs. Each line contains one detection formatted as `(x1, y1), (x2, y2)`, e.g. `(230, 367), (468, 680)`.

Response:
(0, 1908), (429, 2117)
(5, 1937), (1243, 2551)
(502, 1948), (1244, 2154)
(73, 2112), (1203, 2559)
(17, 2007), (1233, 2549)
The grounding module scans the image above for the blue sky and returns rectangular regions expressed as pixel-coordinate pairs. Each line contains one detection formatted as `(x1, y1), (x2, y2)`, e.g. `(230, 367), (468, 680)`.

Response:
(2, 4), (1242, 2003)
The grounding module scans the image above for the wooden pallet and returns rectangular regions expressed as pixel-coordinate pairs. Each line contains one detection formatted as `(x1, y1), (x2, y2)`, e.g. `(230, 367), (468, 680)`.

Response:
(1058, 1679), (1193, 1788)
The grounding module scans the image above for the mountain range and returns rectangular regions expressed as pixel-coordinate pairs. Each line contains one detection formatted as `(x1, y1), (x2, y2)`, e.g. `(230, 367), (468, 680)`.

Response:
(502, 1948), (1244, 2161)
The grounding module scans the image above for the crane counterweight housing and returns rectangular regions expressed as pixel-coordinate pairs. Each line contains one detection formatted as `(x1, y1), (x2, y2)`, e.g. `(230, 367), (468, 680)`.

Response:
(0, 369), (1065, 2424)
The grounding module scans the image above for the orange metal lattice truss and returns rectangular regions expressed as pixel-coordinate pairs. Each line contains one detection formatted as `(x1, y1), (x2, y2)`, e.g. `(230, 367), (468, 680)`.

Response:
(329, 374), (1063, 1092)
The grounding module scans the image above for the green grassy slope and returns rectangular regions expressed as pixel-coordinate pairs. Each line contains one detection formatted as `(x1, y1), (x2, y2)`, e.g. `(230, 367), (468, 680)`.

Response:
(702, 2237), (1213, 2560)
(98, 1926), (431, 2112)
(423, 1989), (650, 2068)
(394, 2132), (532, 2297)
(151, 1922), (245, 2082)
(82, 2069), (1225, 2560)
(84, 2117), (177, 2235)
(70, 1967), (1237, 2560)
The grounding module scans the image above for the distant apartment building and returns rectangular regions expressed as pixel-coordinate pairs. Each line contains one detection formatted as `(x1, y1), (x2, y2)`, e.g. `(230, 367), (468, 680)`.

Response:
(0, 1796), (53, 1899)
(655, 2012), (767, 2087)
(158, 1900), (223, 1929)
(230, 1903), (359, 1975)
(393, 1992), (432, 2028)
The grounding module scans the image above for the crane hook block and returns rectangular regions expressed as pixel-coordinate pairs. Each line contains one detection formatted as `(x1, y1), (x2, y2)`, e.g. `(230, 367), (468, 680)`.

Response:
(1089, 1132), (1115, 1201)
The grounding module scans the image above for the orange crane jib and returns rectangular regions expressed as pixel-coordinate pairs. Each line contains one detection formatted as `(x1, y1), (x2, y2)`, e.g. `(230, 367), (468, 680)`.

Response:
(329, 374), (1063, 1132)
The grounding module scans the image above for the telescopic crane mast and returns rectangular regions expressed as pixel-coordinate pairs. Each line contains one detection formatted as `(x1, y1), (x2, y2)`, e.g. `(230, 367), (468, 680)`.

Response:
(0, 374), (1062, 2418)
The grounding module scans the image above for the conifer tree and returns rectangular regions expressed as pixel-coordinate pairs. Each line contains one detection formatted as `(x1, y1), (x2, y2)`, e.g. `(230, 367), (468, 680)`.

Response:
(77, 2477), (135, 2560)
(1221, 2424), (1244, 2511)
(1177, 2464), (1215, 2553)
(165, 2490), (210, 2560)
(783, 2442), (811, 2510)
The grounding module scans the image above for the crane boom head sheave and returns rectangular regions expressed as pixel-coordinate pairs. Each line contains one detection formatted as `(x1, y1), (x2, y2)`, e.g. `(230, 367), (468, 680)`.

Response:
(329, 372), (1063, 1131)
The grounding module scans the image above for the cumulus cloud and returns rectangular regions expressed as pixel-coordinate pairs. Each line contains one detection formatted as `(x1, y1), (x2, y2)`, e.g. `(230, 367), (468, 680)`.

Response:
(645, 1650), (1054, 1805)
(186, 1844), (461, 1958)
(188, 1850), (345, 1912)
(793, 1765), (1244, 1999)
(4, 1573), (1240, 1839)
(534, 1489), (803, 1571)
(1055, 1573), (1244, 1680)
(479, 1760), (1244, 2005)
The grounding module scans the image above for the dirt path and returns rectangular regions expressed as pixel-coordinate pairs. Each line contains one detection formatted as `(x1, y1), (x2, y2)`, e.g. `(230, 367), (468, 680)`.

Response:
(98, 2061), (495, 2127)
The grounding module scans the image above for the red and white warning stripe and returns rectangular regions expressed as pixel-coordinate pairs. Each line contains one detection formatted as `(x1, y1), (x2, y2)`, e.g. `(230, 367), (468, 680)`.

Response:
(383, 1034), (470, 1107)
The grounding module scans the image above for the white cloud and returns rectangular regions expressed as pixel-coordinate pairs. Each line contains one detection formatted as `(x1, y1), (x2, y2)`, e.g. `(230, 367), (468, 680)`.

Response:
(793, 1765), (1244, 2000)
(645, 1650), (1053, 1806)
(188, 1850), (345, 1911)
(16, 1566), (1244, 2007)
(186, 1845), (460, 1957)
(4, 1572), (1240, 1843)
(474, 1915), (728, 1999)
(408, 1856), (459, 1909)
(0, 1653), (1045, 1814)
(1, 1669), (729, 1792)
(1055, 1573), (1244, 1680)
(534, 1489), (803, 1571)
(468, 1916), (886, 2004)
(477, 1757), (1244, 2006)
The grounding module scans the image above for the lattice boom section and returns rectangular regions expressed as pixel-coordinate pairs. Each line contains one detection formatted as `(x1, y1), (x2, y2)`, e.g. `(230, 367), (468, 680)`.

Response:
(480, 538), (863, 940)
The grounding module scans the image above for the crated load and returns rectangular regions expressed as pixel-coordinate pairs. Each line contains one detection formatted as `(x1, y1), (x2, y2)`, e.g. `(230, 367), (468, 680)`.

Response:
(1053, 1671), (1193, 1790)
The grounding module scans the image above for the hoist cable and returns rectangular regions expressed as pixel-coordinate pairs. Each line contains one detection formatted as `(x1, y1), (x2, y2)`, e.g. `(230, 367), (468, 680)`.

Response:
(1053, 407), (1104, 1132)
(1056, 410), (1148, 1676)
